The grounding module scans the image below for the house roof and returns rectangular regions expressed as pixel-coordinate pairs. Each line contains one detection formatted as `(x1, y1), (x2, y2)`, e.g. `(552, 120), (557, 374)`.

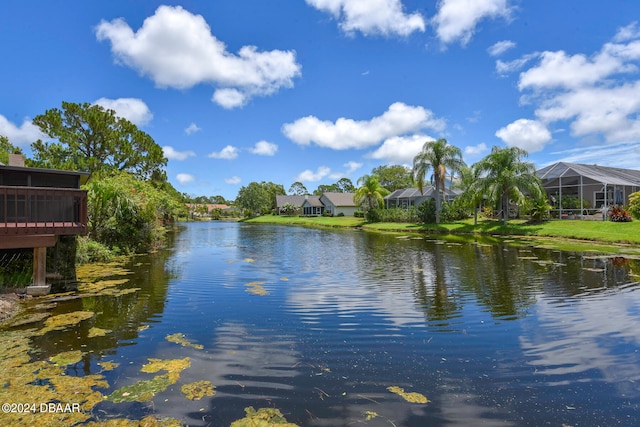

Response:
(322, 192), (356, 206)
(302, 195), (323, 207)
(276, 195), (307, 208)
(385, 186), (461, 199)
(536, 162), (640, 187)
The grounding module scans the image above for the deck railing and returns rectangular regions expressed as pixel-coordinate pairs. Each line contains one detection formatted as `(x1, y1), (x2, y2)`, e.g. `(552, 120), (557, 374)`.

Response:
(0, 185), (87, 235)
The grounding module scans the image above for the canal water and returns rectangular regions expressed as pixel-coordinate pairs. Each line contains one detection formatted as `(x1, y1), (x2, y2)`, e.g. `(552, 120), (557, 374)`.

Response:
(3, 221), (640, 426)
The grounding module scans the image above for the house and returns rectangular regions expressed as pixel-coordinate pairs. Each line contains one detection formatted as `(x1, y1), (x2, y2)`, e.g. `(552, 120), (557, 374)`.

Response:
(0, 154), (89, 295)
(536, 162), (640, 212)
(276, 195), (306, 214)
(276, 193), (357, 216)
(320, 192), (358, 216)
(385, 186), (462, 209)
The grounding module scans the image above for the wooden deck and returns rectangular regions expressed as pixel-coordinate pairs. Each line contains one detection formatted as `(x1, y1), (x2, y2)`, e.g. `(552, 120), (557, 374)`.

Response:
(0, 185), (87, 246)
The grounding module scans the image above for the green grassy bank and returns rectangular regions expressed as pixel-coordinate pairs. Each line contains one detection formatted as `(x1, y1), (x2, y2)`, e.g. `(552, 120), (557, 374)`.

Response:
(243, 215), (640, 255)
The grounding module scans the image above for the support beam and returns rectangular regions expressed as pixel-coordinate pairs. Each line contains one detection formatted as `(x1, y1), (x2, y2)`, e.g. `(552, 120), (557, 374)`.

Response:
(27, 246), (51, 295)
(0, 234), (57, 249)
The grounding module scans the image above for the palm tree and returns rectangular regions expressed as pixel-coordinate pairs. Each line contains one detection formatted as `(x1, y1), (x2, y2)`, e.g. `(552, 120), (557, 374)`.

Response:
(354, 174), (390, 212)
(412, 138), (466, 224)
(471, 146), (544, 225)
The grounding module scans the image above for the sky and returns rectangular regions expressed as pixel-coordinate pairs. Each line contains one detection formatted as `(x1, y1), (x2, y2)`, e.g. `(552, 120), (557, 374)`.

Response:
(1, 1), (640, 200)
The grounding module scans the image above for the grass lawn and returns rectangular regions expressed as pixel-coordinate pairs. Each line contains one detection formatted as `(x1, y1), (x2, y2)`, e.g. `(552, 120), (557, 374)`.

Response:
(242, 215), (640, 254)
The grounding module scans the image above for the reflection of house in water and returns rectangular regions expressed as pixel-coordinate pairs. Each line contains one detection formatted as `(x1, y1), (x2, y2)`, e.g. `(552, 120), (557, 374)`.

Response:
(0, 154), (89, 294)
(537, 162), (640, 217)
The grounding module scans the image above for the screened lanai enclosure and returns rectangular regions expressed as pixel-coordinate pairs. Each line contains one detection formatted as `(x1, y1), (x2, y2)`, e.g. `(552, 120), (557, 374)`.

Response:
(536, 162), (640, 219)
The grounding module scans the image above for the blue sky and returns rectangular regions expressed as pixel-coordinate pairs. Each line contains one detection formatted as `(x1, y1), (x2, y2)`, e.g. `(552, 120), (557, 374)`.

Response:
(1, 1), (640, 200)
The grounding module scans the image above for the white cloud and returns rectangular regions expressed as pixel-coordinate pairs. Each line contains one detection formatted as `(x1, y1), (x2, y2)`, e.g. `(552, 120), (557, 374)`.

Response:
(464, 142), (488, 156)
(283, 102), (445, 150)
(163, 145), (195, 161)
(176, 173), (195, 185)
(296, 166), (331, 182)
(513, 22), (640, 145)
(535, 81), (640, 143)
(344, 160), (363, 174)
(0, 115), (45, 146)
(495, 119), (552, 152)
(185, 123), (201, 135)
(368, 134), (434, 163)
(95, 5), (301, 109)
(495, 53), (538, 75)
(488, 40), (515, 56)
(250, 140), (278, 156)
(225, 176), (241, 184)
(614, 21), (640, 43)
(549, 141), (640, 170)
(306, 0), (425, 37)
(208, 145), (239, 159)
(432, 0), (512, 46)
(93, 97), (153, 126)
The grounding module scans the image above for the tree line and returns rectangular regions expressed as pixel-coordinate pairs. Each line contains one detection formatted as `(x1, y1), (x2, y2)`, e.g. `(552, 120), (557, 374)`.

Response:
(1, 102), (187, 261)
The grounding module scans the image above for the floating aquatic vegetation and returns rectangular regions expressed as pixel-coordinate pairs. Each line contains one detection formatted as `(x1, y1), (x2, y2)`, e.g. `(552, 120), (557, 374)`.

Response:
(36, 310), (95, 335)
(138, 324), (150, 332)
(517, 256), (539, 260)
(7, 312), (50, 327)
(98, 361), (120, 371)
(230, 407), (299, 427)
(583, 267), (605, 272)
(141, 357), (191, 383)
(107, 375), (174, 403)
(34, 302), (57, 311)
(0, 330), (108, 426)
(363, 411), (379, 420)
(76, 262), (132, 280)
(49, 350), (83, 366)
(88, 327), (112, 338)
(181, 380), (216, 400)
(166, 333), (203, 350)
(243, 258), (255, 263)
(387, 386), (429, 403)
(280, 277), (289, 281)
(84, 415), (184, 426)
(245, 281), (269, 296)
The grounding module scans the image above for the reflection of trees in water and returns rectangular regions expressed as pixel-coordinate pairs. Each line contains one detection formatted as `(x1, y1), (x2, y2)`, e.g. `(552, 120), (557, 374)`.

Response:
(27, 227), (183, 372)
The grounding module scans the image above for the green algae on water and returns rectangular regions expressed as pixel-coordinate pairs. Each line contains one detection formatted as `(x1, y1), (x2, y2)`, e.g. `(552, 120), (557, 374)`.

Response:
(166, 332), (203, 350)
(230, 407), (299, 427)
(36, 310), (95, 335)
(181, 380), (216, 400)
(89, 327), (112, 338)
(387, 385), (429, 403)
(98, 361), (120, 371)
(107, 357), (191, 403)
(49, 350), (83, 365)
(245, 281), (269, 296)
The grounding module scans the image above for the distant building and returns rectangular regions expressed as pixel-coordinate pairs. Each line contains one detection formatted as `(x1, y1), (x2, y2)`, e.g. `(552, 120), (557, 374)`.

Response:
(384, 186), (462, 209)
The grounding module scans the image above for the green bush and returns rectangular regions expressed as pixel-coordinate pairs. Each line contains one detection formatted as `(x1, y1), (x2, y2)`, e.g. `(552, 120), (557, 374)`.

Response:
(629, 192), (640, 219)
(365, 207), (419, 223)
(85, 172), (183, 253)
(336, 212), (345, 217)
(76, 237), (114, 264)
(417, 200), (436, 223)
(354, 210), (365, 218)
(439, 198), (473, 222)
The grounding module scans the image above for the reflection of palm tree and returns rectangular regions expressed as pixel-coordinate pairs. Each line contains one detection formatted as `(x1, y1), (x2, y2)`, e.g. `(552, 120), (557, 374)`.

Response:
(354, 175), (390, 211)
(412, 139), (465, 224)
(471, 146), (543, 225)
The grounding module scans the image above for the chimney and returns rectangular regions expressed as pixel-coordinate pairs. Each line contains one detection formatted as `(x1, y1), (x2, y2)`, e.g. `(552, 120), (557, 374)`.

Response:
(8, 154), (25, 167)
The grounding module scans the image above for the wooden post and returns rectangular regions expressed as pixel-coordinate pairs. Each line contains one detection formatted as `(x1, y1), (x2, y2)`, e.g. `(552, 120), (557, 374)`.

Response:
(33, 247), (47, 286)
(27, 246), (51, 295)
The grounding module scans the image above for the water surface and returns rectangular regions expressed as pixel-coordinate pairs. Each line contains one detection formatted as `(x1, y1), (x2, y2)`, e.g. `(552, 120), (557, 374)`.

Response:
(4, 221), (640, 426)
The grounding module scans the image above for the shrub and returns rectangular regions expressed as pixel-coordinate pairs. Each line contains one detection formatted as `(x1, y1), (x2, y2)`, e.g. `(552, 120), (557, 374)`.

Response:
(629, 192), (640, 219)
(322, 211), (334, 217)
(76, 237), (114, 264)
(85, 172), (183, 253)
(336, 212), (345, 217)
(439, 199), (472, 222)
(417, 200), (436, 224)
(608, 205), (632, 222)
(354, 210), (365, 218)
